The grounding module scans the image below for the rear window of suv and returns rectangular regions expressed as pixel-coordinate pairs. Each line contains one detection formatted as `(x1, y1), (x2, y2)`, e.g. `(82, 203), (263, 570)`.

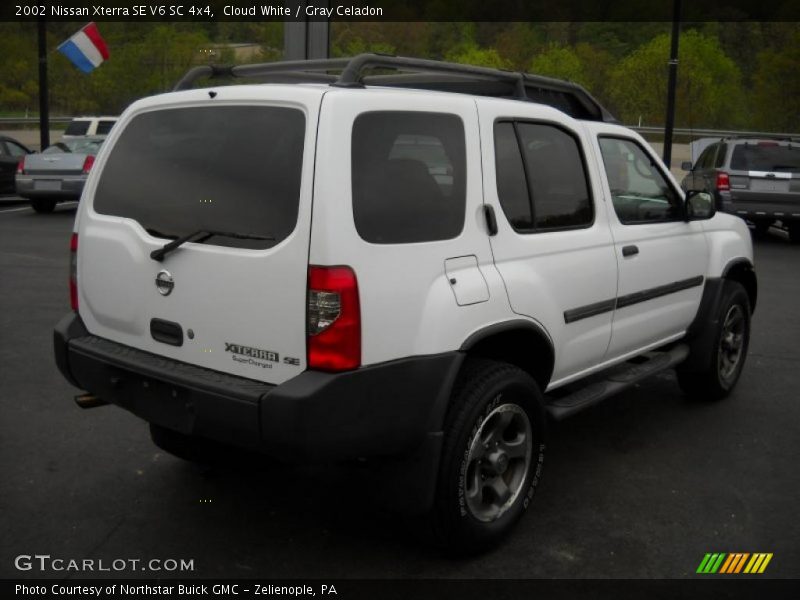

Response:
(352, 111), (466, 244)
(94, 106), (306, 249)
(730, 143), (800, 173)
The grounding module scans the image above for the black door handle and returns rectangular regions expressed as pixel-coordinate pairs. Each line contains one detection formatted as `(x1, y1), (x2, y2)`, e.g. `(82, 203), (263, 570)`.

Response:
(622, 245), (639, 257)
(483, 204), (498, 236)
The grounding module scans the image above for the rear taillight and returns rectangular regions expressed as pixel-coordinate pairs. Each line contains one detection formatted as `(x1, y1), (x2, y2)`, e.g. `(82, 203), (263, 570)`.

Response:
(307, 266), (360, 372)
(82, 155), (95, 174)
(716, 171), (730, 191)
(16, 157), (25, 174)
(69, 233), (78, 311)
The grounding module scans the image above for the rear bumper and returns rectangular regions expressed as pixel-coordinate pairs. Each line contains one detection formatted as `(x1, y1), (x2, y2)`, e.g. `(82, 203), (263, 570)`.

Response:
(15, 175), (85, 199)
(720, 191), (800, 221)
(54, 312), (461, 462)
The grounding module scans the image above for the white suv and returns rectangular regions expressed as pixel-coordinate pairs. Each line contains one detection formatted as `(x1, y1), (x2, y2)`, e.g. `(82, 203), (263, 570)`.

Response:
(61, 116), (118, 139)
(54, 55), (757, 553)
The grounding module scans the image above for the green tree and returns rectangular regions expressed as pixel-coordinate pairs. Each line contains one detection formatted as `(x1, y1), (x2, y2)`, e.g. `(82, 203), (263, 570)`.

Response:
(608, 30), (744, 128)
(444, 43), (511, 69)
(529, 45), (586, 84)
(750, 29), (800, 131)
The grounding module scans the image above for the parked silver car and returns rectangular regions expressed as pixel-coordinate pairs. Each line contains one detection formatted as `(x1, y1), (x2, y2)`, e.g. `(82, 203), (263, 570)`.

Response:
(681, 136), (800, 242)
(15, 137), (104, 213)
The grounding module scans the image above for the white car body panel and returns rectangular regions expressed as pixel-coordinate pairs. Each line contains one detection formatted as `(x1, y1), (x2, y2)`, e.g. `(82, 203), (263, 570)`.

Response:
(76, 85), (326, 385)
(72, 82), (755, 394)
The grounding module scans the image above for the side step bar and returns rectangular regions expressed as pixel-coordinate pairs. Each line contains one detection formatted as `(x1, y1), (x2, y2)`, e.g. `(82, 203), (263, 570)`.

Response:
(545, 344), (689, 420)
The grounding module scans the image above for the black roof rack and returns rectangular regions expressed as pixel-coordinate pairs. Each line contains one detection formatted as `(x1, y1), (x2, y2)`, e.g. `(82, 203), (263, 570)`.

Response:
(173, 53), (616, 123)
(721, 134), (800, 143)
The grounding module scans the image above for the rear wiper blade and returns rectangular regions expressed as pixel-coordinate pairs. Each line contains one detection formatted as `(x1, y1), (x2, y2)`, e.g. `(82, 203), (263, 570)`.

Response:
(150, 229), (274, 262)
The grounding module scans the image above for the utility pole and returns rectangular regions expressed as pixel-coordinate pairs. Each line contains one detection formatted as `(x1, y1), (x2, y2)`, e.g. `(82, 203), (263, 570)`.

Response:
(284, 0), (330, 60)
(37, 18), (50, 151)
(662, 0), (681, 167)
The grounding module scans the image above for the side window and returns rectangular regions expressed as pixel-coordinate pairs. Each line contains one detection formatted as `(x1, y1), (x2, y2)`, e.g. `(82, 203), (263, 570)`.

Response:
(598, 137), (682, 225)
(352, 111), (466, 244)
(696, 145), (716, 170)
(494, 122), (533, 230)
(64, 120), (90, 136)
(96, 120), (116, 135)
(6, 141), (28, 157)
(494, 121), (593, 232)
(714, 143), (728, 168)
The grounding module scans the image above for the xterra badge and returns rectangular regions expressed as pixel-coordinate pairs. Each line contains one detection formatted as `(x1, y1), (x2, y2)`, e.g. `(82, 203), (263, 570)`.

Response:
(225, 343), (278, 363)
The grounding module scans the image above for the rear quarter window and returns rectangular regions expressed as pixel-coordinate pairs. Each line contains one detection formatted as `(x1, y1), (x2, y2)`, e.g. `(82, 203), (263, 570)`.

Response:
(64, 120), (90, 136)
(93, 106), (305, 249)
(96, 120), (116, 135)
(351, 111), (466, 244)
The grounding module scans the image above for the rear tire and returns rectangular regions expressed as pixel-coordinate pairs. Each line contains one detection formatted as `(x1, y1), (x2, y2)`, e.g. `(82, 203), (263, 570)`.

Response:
(430, 359), (546, 554)
(30, 198), (56, 213)
(788, 222), (800, 244)
(677, 281), (751, 401)
(751, 219), (772, 237)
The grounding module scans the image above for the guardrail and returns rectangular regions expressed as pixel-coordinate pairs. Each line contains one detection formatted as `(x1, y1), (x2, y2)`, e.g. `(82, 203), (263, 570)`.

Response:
(631, 126), (799, 139)
(0, 117), (73, 125)
(1, 117), (796, 140)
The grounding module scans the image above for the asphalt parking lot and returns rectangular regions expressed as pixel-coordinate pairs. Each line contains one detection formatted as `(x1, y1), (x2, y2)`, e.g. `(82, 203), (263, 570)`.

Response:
(1, 200), (798, 580)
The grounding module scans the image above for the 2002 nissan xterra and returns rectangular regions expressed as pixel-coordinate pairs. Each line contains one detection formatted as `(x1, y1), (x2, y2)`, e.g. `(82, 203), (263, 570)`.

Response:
(54, 54), (757, 552)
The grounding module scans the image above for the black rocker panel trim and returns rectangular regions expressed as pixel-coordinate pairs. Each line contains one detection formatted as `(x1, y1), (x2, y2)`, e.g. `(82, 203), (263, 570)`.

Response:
(563, 276), (705, 323)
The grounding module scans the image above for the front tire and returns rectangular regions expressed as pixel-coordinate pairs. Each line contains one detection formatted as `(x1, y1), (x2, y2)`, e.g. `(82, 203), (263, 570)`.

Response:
(677, 281), (751, 401)
(30, 198), (56, 213)
(431, 360), (546, 554)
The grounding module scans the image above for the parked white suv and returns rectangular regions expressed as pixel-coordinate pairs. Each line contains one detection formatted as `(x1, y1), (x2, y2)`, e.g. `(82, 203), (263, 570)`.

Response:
(61, 116), (117, 139)
(54, 55), (757, 553)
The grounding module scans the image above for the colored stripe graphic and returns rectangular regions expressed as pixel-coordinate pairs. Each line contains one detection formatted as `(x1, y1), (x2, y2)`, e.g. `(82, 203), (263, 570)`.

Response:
(699, 553), (773, 574)
(744, 553), (774, 574)
(720, 553), (750, 573)
(697, 553), (727, 573)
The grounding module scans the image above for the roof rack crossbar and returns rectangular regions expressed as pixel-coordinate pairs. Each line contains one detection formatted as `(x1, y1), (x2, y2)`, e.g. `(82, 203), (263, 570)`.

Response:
(173, 58), (352, 91)
(333, 54), (528, 98)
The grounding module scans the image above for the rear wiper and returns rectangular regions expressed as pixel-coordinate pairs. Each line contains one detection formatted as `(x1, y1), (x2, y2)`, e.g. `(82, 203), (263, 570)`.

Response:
(150, 229), (274, 262)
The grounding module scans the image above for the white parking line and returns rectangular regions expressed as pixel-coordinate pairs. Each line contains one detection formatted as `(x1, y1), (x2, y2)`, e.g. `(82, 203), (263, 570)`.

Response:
(0, 206), (31, 214)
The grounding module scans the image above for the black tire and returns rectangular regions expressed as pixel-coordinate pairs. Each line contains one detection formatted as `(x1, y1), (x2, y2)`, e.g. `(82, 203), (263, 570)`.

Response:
(751, 219), (772, 237)
(788, 222), (800, 244)
(677, 281), (751, 401)
(430, 359), (546, 554)
(30, 198), (56, 213)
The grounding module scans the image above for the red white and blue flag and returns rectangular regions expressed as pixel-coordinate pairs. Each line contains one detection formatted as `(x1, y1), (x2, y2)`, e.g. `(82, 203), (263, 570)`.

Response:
(57, 23), (109, 74)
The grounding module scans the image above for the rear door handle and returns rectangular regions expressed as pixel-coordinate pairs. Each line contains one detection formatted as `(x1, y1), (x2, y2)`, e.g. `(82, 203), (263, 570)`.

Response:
(483, 204), (498, 236)
(622, 245), (639, 257)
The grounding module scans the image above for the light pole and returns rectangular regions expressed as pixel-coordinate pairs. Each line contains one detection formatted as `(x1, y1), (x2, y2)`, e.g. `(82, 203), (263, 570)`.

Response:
(662, 0), (681, 167)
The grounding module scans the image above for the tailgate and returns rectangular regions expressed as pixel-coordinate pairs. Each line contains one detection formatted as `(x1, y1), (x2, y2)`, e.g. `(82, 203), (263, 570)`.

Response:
(729, 142), (800, 206)
(75, 88), (323, 385)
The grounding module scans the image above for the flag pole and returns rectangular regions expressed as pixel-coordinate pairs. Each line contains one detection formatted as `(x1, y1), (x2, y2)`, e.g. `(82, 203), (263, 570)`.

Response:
(37, 17), (50, 151)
